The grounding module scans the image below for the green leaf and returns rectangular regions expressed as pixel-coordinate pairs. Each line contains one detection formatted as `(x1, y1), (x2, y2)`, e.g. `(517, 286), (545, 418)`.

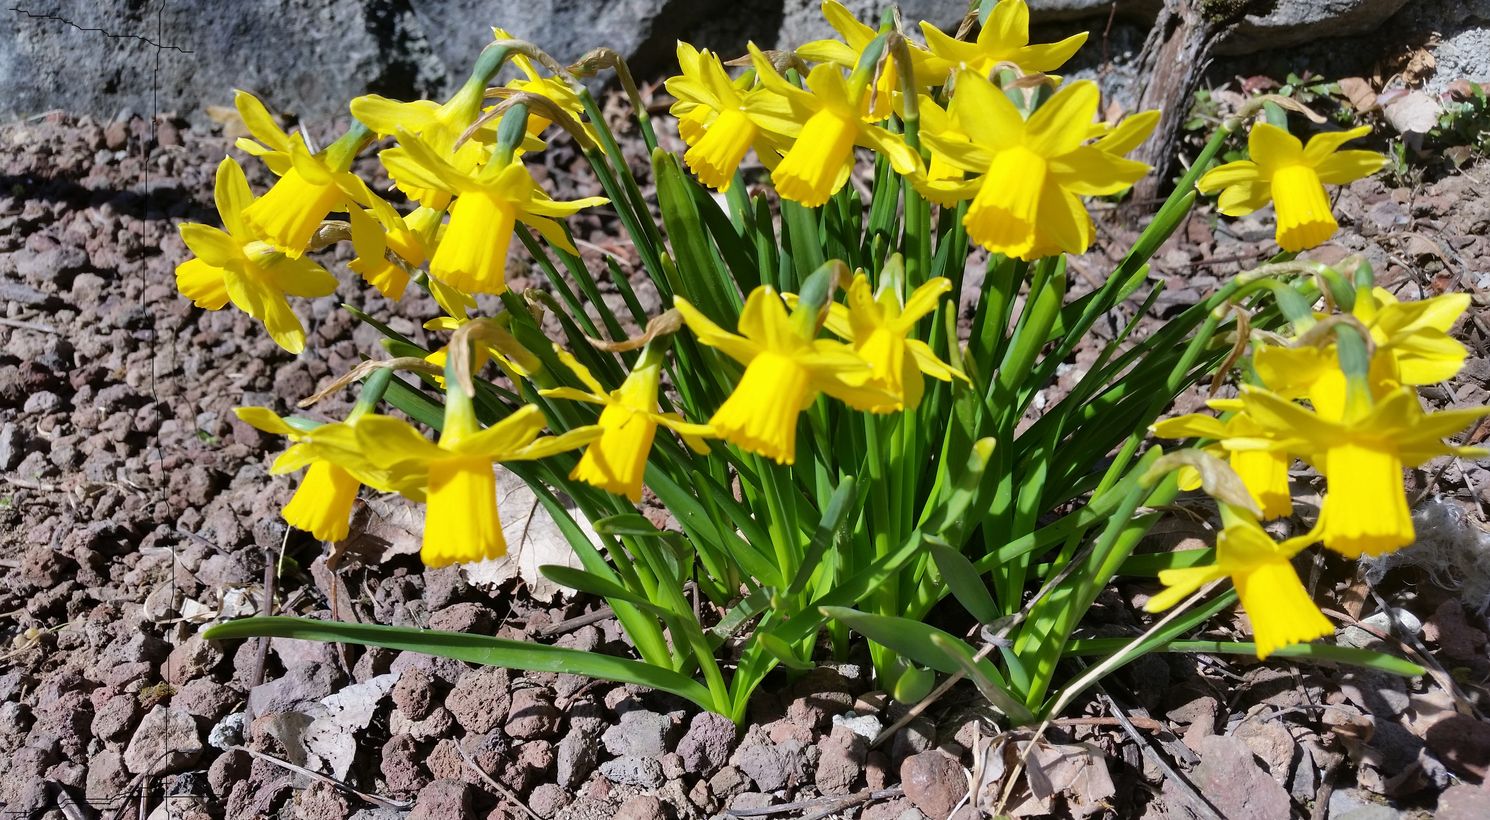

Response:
(1118, 549), (1213, 577)
(593, 513), (674, 538)
(653, 148), (740, 321)
(785, 477), (856, 599)
(929, 633), (1036, 724)
(929, 543), (999, 625)
(202, 616), (718, 712)
(757, 633), (815, 671)
(822, 607), (1001, 684)
(1065, 638), (1424, 677)
(537, 566), (673, 619)
(382, 373), (445, 430)
(892, 663), (937, 703)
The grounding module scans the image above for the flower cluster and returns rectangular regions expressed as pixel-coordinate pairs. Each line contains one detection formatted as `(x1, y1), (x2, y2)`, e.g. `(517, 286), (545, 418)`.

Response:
(179, 0), (1469, 713)
(1149, 283), (1486, 656)
(670, 0), (1155, 259)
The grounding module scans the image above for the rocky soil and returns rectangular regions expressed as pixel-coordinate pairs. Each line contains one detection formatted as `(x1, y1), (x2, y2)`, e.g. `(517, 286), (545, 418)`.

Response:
(2, 94), (1490, 820)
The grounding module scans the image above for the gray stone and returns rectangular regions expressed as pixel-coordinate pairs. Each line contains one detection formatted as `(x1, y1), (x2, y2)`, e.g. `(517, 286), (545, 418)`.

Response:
(678, 711), (737, 776)
(412, 0), (677, 82)
(0, 423), (23, 471)
(900, 750), (965, 819)
(3, 1), (447, 122)
(208, 712), (246, 750)
(599, 755), (665, 788)
(7, 0), (1488, 128)
(247, 662), (341, 716)
(556, 726), (601, 790)
(123, 705), (203, 775)
(776, 0), (966, 48)
(832, 712), (883, 741)
(602, 709), (670, 757)
(1027, 0), (1164, 22)
(1384, 0), (1490, 96)
(731, 740), (809, 793)
(1224, 0), (1412, 55)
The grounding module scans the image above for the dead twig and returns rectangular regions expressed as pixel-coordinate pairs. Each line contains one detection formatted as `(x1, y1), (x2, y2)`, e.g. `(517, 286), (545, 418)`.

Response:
(0, 316), (59, 333)
(244, 532), (286, 725)
(724, 787), (904, 818)
(533, 606), (615, 637)
(1096, 687), (1226, 820)
(231, 745), (410, 810)
(1051, 714), (1167, 732)
(454, 740), (542, 820)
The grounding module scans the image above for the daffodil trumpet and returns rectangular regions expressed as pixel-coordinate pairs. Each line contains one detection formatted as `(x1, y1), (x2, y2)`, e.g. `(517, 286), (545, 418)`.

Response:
(677, 263), (896, 464)
(540, 341), (713, 501)
(1146, 503), (1333, 659)
(242, 121), (379, 259)
(234, 367), (397, 543)
(175, 157), (339, 354)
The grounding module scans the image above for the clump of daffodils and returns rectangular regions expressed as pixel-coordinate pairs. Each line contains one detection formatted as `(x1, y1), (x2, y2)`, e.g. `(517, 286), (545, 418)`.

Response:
(1150, 276), (1485, 656)
(183, 0), (1481, 720)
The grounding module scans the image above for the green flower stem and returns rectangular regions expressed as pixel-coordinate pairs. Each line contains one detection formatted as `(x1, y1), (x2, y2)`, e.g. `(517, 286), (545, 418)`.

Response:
(579, 88), (667, 251)
(322, 121), (374, 171)
(348, 365), (394, 421)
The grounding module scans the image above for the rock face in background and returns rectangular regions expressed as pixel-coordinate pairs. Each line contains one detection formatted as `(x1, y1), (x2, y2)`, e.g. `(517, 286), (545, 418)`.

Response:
(4, 0), (448, 123)
(1222, 0), (1411, 54)
(1, 0), (1486, 122)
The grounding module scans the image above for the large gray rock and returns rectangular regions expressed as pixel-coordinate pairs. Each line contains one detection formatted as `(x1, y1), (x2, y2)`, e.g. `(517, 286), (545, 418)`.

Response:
(1222, 0), (1412, 54)
(1027, 0), (1164, 22)
(409, 0), (676, 80)
(4, 0), (446, 122)
(1387, 0), (1490, 94)
(3, 0), (1488, 122)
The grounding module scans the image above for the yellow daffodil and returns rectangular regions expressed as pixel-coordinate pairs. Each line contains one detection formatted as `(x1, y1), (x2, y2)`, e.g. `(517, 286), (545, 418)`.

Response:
(493, 28), (593, 143)
(1197, 123), (1385, 252)
(1353, 287), (1472, 385)
(540, 345), (712, 501)
(242, 125), (377, 258)
(919, 0), (1086, 79)
(352, 43), (518, 207)
(815, 272), (966, 411)
(347, 202), (444, 300)
(232, 90), (294, 176)
(676, 286), (895, 464)
(796, 0), (944, 119)
(666, 42), (793, 190)
(385, 132), (606, 294)
(1146, 505), (1331, 659)
(1152, 399), (1295, 520)
(329, 401), (597, 567)
(1254, 288), (1472, 410)
(1240, 385), (1489, 557)
(748, 44), (920, 207)
(922, 71), (1154, 259)
(176, 158), (337, 354)
(906, 96), (986, 206)
(234, 408), (380, 543)
(422, 314), (538, 389)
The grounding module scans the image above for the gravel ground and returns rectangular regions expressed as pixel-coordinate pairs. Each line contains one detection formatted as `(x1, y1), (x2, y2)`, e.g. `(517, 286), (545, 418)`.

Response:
(2, 106), (1490, 820)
